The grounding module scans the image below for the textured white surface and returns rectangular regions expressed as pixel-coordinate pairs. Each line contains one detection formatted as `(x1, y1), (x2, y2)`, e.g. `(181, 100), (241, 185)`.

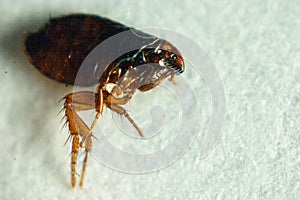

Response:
(0, 0), (299, 199)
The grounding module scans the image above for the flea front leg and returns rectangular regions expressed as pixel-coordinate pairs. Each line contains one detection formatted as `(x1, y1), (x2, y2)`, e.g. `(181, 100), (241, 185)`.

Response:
(63, 91), (99, 187)
(107, 103), (144, 138)
(105, 93), (144, 138)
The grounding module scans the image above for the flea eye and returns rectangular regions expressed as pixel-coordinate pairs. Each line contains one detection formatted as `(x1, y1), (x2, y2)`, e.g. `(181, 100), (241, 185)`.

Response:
(170, 54), (177, 60)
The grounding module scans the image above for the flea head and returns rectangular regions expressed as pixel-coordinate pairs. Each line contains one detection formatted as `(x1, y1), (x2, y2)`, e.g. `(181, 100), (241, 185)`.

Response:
(156, 40), (185, 74)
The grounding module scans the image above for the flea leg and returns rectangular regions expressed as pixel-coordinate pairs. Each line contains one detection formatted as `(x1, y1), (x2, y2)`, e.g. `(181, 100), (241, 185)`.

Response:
(63, 91), (99, 187)
(79, 150), (88, 188)
(106, 103), (144, 138)
(70, 134), (79, 187)
(79, 89), (104, 188)
(168, 74), (177, 85)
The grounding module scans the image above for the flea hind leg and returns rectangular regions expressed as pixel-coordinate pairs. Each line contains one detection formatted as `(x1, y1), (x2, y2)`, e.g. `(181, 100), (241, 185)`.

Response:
(63, 91), (101, 187)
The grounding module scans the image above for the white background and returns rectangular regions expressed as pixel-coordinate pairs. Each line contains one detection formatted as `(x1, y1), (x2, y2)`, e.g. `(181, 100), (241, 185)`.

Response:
(0, 0), (299, 199)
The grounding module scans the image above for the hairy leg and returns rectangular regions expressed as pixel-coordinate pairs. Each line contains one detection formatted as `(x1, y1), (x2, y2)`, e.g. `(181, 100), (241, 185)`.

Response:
(63, 91), (100, 187)
(106, 102), (144, 138)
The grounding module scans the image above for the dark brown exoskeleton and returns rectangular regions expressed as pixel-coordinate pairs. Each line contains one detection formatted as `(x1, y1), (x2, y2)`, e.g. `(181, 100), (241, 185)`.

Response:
(25, 14), (184, 188)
